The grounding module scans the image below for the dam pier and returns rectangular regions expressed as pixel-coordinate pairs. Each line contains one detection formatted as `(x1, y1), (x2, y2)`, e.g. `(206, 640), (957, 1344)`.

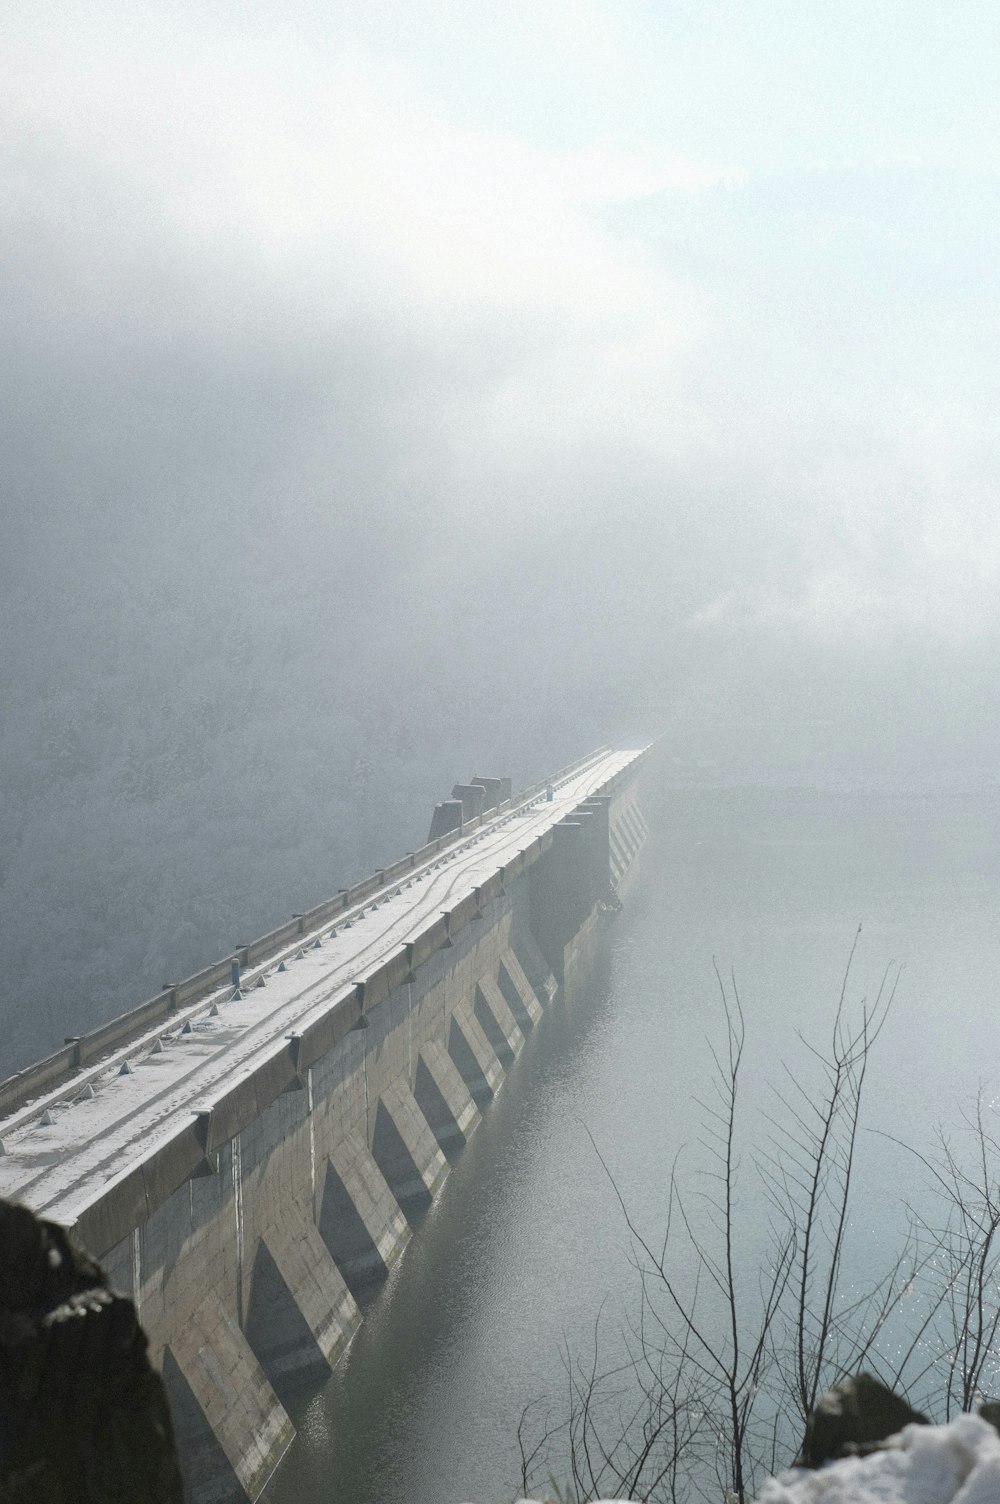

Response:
(0, 745), (649, 1502)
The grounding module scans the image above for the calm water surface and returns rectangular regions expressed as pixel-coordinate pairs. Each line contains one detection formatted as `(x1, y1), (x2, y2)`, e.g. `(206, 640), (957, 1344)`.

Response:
(263, 778), (1000, 1504)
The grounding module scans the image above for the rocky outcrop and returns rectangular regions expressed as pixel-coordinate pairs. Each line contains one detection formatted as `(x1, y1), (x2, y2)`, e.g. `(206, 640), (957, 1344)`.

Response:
(796, 1372), (929, 1466)
(0, 1200), (183, 1503)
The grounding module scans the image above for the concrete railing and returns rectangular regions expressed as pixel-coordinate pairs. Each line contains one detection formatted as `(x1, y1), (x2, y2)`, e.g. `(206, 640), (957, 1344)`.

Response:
(0, 745), (633, 1120)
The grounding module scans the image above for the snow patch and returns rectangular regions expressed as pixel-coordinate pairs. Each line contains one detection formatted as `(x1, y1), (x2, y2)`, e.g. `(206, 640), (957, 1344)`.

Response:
(757, 1415), (1000, 1504)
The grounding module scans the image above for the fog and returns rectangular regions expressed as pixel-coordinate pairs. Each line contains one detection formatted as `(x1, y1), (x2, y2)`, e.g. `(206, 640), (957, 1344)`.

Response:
(3, 1), (1000, 1071)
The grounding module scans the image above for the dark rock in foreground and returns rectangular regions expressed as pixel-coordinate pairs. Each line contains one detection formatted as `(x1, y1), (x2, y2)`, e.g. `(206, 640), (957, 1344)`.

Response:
(0, 1199), (183, 1502)
(796, 1372), (929, 1466)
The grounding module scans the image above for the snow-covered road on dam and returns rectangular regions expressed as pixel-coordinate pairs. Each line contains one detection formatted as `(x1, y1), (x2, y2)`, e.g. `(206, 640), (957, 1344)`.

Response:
(0, 747), (642, 1232)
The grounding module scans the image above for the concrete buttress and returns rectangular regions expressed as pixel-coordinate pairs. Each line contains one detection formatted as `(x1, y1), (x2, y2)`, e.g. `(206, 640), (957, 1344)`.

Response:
(413, 1041), (481, 1157)
(474, 978), (525, 1065)
(244, 1221), (359, 1401)
(371, 1080), (449, 1214)
(447, 1002), (506, 1106)
(497, 950), (544, 1029)
(320, 1137), (411, 1298)
(164, 1294), (293, 1503)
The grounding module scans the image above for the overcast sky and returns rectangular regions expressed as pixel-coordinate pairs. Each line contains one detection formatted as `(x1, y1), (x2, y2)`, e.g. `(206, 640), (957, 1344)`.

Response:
(6, 2), (999, 681)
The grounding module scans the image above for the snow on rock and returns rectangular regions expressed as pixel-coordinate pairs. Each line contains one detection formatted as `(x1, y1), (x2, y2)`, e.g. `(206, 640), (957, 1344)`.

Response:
(757, 1414), (1000, 1504)
(486, 1418), (1000, 1504)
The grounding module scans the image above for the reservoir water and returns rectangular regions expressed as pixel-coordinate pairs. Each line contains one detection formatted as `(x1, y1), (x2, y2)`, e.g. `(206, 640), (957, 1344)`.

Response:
(262, 775), (1000, 1503)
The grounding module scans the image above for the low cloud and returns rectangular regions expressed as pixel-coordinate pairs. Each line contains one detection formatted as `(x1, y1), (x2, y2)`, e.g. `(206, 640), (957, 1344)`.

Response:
(4, 1), (1000, 1065)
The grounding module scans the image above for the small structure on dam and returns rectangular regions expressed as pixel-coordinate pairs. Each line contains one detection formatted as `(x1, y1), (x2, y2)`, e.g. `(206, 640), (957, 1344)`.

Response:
(0, 745), (649, 1502)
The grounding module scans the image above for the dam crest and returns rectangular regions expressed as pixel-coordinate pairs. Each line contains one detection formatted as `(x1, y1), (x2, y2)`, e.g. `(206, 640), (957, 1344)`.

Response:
(0, 744), (650, 1502)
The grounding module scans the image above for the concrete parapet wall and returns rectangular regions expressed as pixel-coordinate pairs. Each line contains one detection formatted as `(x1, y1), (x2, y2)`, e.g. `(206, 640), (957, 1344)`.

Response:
(75, 989), (179, 1066)
(246, 920), (304, 967)
(0, 1044), (82, 1116)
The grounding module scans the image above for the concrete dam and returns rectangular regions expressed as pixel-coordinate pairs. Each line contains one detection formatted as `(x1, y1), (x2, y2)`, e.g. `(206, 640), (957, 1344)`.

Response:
(0, 745), (650, 1501)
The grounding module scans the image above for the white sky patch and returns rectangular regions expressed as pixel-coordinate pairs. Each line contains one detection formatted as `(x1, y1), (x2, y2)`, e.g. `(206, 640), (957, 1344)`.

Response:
(554, 144), (737, 201)
(0, 17), (726, 319)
